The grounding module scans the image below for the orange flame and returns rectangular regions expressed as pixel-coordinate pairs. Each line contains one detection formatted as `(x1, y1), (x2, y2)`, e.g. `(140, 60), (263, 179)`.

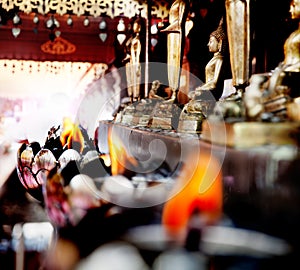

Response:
(107, 126), (138, 176)
(60, 117), (85, 154)
(162, 151), (223, 237)
(100, 154), (111, 167)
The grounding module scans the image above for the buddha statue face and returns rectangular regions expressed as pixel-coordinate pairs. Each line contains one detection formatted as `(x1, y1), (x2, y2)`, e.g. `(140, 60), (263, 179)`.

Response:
(208, 18), (227, 55)
(290, 0), (300, 20)
(207, 35), (219, 53)
(133, 19), (142, 34)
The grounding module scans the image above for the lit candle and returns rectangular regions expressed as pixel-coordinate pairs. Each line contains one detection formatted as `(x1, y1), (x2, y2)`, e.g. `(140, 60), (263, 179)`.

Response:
(162, 151), (223, 238)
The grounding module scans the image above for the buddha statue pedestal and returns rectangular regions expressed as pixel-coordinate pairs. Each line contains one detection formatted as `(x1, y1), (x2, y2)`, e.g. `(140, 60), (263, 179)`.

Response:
(118, 104), (135, 125)
(201, 119), (300, 148)
(177, 99), (209, 133)
(117, 99), (157, 127)
(177, 117), (203, 134)
(148, 101), (181, 130)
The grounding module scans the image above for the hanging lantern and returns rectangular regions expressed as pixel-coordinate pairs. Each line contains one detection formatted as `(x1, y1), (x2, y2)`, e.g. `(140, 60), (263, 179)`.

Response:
(151, 23), (158, 35)
(117, 18), (126, 32)
(99, 19), (107, 30)
(67, 15), (73, 26)
(117, 33), (126, 45)
(11, 27), (21, 38)
(13, 13), (21, 25)
(33, 13), (39, 24)
(99, 33), (108, 42)
(83, 16), (90, 27)
(151, 37), (158, 47)
(98, 18), (107, 42)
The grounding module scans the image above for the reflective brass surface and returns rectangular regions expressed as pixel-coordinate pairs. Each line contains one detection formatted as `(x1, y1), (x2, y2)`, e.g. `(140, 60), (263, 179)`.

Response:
(225, 0), (250, 89)
(201, 120), (300, 148)
(161, 0), (190, 102)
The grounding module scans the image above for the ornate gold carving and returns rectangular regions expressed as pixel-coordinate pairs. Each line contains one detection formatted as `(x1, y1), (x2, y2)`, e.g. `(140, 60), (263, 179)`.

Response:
(9, 0), (44, 14)
(81, 0), (113, 18)
(114, 0), (144, 18)
(151, 0), (170, 20)
(1, 0), (17, 12)
(0, 0), (170, 19)
(41, 36), (76, 55)
(44, 0), (71, 16)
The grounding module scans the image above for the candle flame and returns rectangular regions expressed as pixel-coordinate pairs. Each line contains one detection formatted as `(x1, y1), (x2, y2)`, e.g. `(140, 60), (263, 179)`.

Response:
(107, 126), (138, 176)
(60, 117), (85, 154)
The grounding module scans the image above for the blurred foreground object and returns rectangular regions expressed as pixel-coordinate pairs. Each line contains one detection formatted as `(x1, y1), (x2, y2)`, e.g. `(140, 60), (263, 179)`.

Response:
(12, 222), (55, 270)
(16, 117), (110, 222)
(162, 150), (223, 240)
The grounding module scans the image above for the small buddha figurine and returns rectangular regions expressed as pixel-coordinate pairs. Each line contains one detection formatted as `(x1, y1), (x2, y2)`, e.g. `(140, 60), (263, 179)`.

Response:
(148, 80), (166, 100)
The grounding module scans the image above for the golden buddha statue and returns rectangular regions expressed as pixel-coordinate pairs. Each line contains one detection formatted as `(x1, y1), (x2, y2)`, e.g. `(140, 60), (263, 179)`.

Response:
(224, 0), (250, 101)
(161, 0), (189, 33)
(161, 0), (190, 103)
(124, 18), (143, 103)
(177, 19), (229, 133)
(268, 0), (300, 90)
(148, 80), (166, 100)
(283, 0), (300, 72)
(191, 18), (228, 102)
(244, 0), (300, 121)
(201, 0), (300, 146)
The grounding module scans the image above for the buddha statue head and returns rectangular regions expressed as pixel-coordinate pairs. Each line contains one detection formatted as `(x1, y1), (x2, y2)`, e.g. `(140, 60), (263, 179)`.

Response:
(209, 17), (228, 55)
(290, 0), (300, 20)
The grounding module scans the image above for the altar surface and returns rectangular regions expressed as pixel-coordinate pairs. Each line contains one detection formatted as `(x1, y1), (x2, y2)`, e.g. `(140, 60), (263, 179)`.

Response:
(98, 120), (299, 194)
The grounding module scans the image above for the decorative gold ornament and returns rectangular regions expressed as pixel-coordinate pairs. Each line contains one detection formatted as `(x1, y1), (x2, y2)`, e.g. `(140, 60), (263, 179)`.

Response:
(0, 0), (170, 19)
(41, 36), (76, 55)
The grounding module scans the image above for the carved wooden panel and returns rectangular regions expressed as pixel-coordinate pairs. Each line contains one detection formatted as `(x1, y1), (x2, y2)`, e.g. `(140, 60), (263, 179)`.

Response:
(0, 0), (170, 19)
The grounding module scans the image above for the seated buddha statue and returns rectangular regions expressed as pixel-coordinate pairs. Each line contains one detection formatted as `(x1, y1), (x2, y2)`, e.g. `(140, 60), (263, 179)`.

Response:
(268, 0), (300, 93)
(187, 18), (229, 116)
(177, 19), (230, 132)
(243, 0), (300, 121)
(282, 0), (300, 72)
(193, 18), (228, 102)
